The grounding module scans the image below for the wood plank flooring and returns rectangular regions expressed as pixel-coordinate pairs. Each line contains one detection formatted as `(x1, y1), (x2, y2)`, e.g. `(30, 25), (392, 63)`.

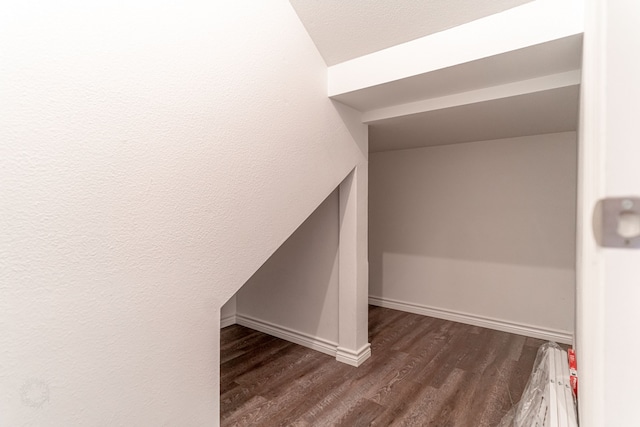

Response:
(220, 306), (545, 427)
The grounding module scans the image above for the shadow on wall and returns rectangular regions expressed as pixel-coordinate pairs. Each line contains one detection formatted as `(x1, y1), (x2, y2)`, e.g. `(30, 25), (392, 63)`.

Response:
(368, 132), (578, 333)
(369, 132), (578, 271)
(223, 188), (341, 345)
(331, 100), (368, 160)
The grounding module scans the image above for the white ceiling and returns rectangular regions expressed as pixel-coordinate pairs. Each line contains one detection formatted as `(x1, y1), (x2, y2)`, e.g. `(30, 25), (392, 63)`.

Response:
(289, 0), (533, 66)
(369, 85), (580, 152)
(289, 0), (581, 153)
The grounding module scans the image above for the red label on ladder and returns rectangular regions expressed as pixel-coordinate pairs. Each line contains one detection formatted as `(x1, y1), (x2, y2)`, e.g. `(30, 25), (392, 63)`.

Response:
(568, 348), (578, 397)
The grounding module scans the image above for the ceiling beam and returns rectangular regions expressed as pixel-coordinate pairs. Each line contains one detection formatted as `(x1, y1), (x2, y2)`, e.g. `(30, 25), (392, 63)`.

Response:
(363, 70), (581, 124)
(328, 0), (584, 112)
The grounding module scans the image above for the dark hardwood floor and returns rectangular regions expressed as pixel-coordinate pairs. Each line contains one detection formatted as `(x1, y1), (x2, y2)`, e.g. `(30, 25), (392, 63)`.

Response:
(220, 306), (544, 426)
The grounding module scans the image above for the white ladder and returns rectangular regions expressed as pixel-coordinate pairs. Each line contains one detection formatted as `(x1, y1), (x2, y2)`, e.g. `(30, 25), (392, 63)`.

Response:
(543, 346), (578, 427)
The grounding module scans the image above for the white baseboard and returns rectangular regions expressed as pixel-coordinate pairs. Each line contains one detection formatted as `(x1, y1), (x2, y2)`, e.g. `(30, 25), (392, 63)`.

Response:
(369, 296), (573, 344)
(336, 343), (372, 367)
(235, 314), (338, 357)
(220, 314), (237, 329)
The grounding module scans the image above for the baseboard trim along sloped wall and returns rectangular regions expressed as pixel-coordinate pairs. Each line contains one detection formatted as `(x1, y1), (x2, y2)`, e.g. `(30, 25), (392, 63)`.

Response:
(223, 314), (370, 367)
(369, 296), (573, 344)
(220, 314), (237, 329)
(235, 314), (338, 357)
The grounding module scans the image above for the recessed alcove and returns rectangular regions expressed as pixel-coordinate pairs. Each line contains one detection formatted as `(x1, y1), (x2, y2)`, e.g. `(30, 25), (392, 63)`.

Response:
(316, 0), (581, 343)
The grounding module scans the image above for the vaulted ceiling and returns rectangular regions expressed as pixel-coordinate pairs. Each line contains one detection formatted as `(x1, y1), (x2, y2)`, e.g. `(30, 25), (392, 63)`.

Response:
(289, 0), (533, 66)
(289, 0), (581, 152)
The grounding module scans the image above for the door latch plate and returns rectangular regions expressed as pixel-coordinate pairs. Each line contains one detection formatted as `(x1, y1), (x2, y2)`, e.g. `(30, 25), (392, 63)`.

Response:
(600, 197), (640, 248)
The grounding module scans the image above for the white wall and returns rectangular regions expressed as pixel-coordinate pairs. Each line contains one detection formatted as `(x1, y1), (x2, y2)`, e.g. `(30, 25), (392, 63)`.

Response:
(0, 1), (366, 425)
(369, 132), (577, 339)
(236, 189), (340, 345)
(221, 295), (237, 327)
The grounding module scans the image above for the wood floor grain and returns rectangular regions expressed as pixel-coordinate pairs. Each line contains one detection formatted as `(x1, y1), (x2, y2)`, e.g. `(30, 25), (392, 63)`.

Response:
(220, 306), (545, 427)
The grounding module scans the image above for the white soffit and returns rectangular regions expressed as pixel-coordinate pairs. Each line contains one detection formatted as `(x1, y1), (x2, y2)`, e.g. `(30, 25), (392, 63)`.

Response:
(362, 70), (582, 123)
(368, 85), (580, 152)
(338, 35), (583, 112)
(328, 0), (584, 111)
(288, 0), (533, 66)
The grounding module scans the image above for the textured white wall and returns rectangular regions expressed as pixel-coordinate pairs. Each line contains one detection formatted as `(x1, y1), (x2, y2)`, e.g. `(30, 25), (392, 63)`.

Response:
(0, 1), (365, 425)
(369, 133), (577, 335)
(237, 189), (340, 343)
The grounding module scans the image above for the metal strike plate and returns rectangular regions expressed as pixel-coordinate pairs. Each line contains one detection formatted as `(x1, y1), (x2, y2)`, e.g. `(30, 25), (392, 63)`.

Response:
(599, 197), (640, 248)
